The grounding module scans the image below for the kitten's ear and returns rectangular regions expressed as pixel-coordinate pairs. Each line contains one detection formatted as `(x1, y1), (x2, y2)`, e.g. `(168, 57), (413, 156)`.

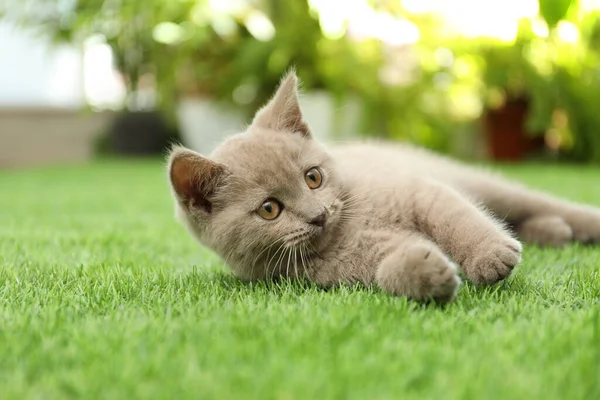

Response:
(251, 71), (311, 137)
(167, 146), (229, 213)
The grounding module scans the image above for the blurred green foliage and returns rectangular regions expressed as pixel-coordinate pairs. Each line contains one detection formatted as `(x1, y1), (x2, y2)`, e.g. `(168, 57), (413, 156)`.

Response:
(539, 0), (577, 27)
(5, 0), (600, 161)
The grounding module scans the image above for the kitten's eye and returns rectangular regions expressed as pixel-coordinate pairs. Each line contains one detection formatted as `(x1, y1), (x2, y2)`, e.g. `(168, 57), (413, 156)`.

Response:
(305, 167), (323, 189)
(257, 199), (282, 220)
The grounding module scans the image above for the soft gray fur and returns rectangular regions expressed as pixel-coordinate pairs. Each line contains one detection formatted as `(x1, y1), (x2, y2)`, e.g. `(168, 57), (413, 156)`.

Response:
(167, 72), (600, 303)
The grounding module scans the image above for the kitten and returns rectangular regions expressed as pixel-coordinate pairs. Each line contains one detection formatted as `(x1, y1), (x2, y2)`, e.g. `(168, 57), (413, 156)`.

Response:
(167, 72), (600, 303)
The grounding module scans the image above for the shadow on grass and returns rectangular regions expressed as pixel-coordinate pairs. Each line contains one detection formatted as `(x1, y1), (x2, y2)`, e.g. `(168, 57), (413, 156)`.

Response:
(182, 270), (473, 311)
(4, 261), (578, 315)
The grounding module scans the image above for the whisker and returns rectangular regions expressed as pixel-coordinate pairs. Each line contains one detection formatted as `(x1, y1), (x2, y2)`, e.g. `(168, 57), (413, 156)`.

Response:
(273, 245), (288, 279)
(293, 246), (298, 281)
(300, 242), (309, 279)
(265, 241), (281, 267)
(285, 247), (294, 278)
(268, 242), (287, 280)
(286, 245), (294, 280)
(251, 237), (286, 279)
(254, 237), (284, 266)
(276, 245), (291, 279)
(297, 244), (304, 279)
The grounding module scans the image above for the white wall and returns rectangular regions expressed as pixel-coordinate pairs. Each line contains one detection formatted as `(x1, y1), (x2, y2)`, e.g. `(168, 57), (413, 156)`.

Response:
(0, 21), (85, 108)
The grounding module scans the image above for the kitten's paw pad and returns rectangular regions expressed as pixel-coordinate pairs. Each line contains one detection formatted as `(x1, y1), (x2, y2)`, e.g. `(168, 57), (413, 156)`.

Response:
(518, 216), (573, 247)
(464, 237), (522, 286)
(377, 244), (461, 304)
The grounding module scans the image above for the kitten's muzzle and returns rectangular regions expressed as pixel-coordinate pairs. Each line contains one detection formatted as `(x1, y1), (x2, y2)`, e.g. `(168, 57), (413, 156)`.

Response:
(309, 210), (327, 228)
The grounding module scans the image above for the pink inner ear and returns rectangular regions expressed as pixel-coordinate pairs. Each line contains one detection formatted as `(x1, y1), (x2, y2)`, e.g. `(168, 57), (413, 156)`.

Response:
(170, 155), (198, 202)
(169, 151), (227, 213)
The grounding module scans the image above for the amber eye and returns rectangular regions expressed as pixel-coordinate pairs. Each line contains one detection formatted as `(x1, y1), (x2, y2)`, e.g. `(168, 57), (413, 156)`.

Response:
(305, 167), (323, 189)
(257, 199), (282, 220)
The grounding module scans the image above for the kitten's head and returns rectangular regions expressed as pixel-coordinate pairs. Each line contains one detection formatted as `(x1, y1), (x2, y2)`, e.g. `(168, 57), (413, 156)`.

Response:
(167, 72), (347, 280)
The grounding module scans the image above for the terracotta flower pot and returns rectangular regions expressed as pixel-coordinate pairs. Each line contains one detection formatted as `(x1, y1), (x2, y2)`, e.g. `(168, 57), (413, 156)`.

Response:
(483, 98), (544, 161)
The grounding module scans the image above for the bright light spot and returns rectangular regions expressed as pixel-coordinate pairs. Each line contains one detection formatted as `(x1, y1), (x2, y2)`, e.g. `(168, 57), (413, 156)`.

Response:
(233, 83), (258, 105)
(244, 10), (275, 41)
(319, 13), (346, 39)
(449, 87), (483, 119)
(387, 17), (420, 45)
(459, 19), (518, 42)
(309, 0), (352, 40)
(531, 19), (549, 38)
(379, 47), (420, 86)
(152, 22), (184, 44)
(379, 65), (418, 86)
(403, 0), (538, 18)
(47, 45), (84, 107)
(190, 3), (209, 26)
(581, 0), (600, 11)
(212, 15), (237, 38)
(83, 36), (125, 110)
(402, 0), (437, 14)
(208, 0), (246, 15)
(351, 12), (420, 46)
(525, 39), (554, 76)
(556, 21), (580, 43)
(402, 0), (537, 41)
(452, 57), (479, 79)
(434, 48), (454, 68)
(312, 0), (542, 43)
(310, 0), (418, 45)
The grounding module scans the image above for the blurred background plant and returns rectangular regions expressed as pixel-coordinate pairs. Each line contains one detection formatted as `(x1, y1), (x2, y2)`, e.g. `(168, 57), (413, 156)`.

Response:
(2, 0), (600, 161)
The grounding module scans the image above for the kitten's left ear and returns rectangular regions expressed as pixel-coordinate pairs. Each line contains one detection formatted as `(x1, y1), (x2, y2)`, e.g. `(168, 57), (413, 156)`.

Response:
(167, 146), (229, 214)
(251, 71), (311, 137)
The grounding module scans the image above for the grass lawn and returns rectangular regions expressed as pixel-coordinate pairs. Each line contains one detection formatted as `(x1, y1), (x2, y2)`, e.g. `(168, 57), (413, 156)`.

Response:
(1, 159), (599, 399)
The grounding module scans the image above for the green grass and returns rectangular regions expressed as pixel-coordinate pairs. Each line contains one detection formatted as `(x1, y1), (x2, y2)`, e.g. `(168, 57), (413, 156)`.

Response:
(1, 160), (599, 400)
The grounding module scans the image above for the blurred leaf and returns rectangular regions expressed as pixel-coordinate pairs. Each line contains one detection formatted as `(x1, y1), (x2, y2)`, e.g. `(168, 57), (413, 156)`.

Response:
(538, 0), (576, 28)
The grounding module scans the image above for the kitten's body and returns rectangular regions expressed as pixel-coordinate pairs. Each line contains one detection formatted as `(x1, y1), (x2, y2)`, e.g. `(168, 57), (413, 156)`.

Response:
(168, 72), (600, 303)
(333, 141), (600, 246)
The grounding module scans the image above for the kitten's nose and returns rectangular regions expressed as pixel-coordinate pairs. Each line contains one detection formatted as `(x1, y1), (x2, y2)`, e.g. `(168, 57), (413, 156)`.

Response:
(309, 211), (327, 228)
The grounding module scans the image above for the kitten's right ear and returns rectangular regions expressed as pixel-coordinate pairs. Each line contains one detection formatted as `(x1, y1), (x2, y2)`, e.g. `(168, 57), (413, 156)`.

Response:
(167, 146), (229, 213)
(251, 70), (311, 137)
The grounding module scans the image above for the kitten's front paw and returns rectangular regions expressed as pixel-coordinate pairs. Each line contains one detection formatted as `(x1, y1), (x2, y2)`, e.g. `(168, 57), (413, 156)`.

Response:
(376, 244), (461, 304)
(463, 236), (522, 285)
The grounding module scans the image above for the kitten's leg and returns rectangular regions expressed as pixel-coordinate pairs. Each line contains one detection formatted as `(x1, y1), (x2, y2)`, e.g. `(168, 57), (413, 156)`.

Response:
(405, 179), (522, 285)
(452, 174), (600, 245)
(375, 231), (461, 303)
(517, 215), (572, 247)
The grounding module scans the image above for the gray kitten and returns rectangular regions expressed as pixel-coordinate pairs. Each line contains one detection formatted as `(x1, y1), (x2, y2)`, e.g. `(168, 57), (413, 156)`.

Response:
(167, 72), (600, 303)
